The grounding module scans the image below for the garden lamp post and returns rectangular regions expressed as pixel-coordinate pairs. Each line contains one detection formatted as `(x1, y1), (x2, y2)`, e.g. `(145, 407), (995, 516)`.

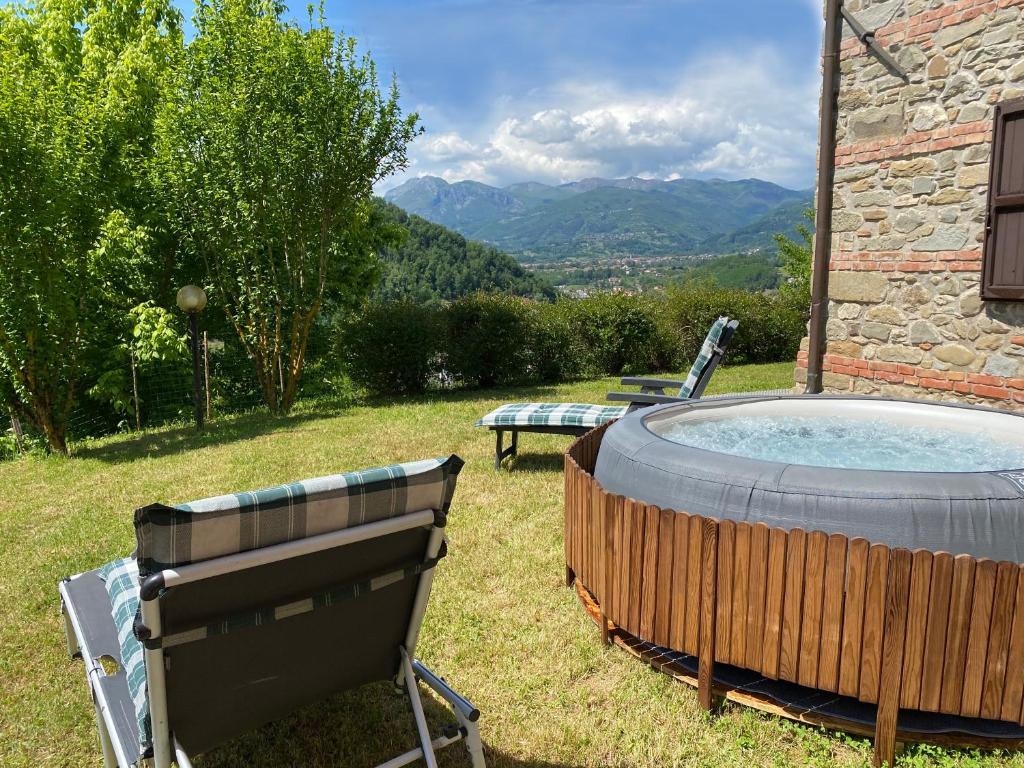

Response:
(176, 285), (208, 431)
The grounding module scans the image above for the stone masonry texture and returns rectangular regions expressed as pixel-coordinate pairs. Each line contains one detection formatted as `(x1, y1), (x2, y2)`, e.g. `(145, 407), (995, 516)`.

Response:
(797, 0), (1024, 410)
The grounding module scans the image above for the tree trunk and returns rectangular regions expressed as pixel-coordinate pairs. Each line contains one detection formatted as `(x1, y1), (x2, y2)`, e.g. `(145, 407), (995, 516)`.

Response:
(280, 304), (319, 413)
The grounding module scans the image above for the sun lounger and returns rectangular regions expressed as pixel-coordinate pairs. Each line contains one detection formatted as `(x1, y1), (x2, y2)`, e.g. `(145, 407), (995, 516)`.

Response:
(477, 317), (737, 469)
(59, 455), (484, 768)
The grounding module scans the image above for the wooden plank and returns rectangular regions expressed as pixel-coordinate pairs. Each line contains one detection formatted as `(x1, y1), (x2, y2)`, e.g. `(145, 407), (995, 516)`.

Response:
(601, 489), (614, 645)
(762, 527), (787, 680)
(919, 551), (954, 712)
(698, 518), (718, 711)
(669, 512), (690, 651)
(715, 520), (735, 664)
(838, 538), (869, 698)
(615, 495), (629, 629)
(731, 523), (751, 665)
(858, 543), (889, 704)
(1003, 567), (1024, 723)
(580, 474), (590, 588)
(779, 528), (806, 683)
(639, 505), (661, 641)
(745, 523), (770, 673)
(590, 480), (602, 600)
(798, 530), (828, 689)
(939, 555), (976, 715)
(961, 559), (997, 718)
(627, 500), (647, 636)
(981, 561), (1019, 720)
(873, 549), (912, 768)
(899, 549), (933, 711)
(563, 458), (573, 571)
(817, 533), (848, 692)
(653, 509), (675, 648)
(684, 515), (703, 656)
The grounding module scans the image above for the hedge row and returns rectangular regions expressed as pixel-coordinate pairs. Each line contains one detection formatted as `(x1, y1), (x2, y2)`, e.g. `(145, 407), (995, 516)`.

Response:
(341, 288), (807, 395)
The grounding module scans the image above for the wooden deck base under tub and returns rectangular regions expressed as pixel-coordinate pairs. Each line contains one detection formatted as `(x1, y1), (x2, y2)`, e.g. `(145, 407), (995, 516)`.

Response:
(572, 579), (1024, 757)
(564, 422), (1024, 767)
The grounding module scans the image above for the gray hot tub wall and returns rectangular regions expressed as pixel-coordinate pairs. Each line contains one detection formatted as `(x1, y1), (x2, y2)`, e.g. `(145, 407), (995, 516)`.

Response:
(593, 395), (1024, 563)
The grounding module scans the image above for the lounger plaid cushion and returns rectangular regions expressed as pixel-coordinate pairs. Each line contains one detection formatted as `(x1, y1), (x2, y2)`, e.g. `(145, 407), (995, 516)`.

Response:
(98, 558), (150, 754)
(678, 316), (729, 398)
(476, 402), (627, 429)
(135, 455), (462, 577)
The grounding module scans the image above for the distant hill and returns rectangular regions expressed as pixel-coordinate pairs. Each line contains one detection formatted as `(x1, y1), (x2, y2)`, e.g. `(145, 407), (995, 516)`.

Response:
(697, 198), (811, 255)
(385, 175), (812, 261)
(373, 199), (555, 302)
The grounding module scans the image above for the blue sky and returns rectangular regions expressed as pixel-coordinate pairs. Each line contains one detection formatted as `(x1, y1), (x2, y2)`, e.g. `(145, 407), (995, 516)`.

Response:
(320, 1), (825, 190)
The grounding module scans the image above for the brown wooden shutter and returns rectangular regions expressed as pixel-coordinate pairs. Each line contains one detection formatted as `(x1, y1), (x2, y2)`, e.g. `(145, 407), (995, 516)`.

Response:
(983, 98), (1024, 301)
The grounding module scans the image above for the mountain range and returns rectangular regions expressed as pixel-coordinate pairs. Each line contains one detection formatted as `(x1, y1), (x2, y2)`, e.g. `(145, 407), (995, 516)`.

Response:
(385, 175), (812, 262)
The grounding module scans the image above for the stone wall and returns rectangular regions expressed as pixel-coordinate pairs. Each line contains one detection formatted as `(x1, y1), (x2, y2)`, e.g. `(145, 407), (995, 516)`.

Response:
(796, 0), (1024, 409)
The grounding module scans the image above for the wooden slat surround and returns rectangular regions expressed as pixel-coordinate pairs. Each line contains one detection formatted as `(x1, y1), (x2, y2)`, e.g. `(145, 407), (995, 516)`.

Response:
(564, 423), (1024, 767)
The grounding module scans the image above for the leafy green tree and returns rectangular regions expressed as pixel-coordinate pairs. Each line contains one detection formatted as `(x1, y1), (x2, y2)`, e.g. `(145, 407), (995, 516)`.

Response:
(774, 207), (815, 296)
(155, 0), (419, 414)
(0, 0), (180, 453)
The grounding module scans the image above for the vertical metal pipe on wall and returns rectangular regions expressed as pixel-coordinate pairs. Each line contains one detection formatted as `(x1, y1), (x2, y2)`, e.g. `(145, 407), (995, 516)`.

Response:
(805, 0), (845, 394)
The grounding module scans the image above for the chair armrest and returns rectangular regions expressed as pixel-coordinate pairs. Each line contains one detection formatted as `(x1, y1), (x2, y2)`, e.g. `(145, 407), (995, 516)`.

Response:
(607, 392), (686, 406)
(620, 376), (685, 389)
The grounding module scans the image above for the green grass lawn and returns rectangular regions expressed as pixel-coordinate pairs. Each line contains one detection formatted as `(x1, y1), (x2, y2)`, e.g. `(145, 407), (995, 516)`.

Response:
(2, 361), (1021, 767)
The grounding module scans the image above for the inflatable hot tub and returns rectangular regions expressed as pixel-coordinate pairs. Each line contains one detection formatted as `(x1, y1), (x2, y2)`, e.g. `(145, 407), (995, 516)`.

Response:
(594, 395), (1024, 562)
(564, 396), (1024, 763)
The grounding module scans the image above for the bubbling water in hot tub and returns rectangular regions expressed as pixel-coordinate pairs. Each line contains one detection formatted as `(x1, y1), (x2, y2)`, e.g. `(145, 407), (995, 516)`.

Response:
(658, 414), (1024, 472)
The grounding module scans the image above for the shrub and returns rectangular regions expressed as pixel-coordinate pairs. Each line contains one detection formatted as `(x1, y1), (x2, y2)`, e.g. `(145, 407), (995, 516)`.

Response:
(531, 301), (593, 382)
(664, 284), (807, 367)
(342, 301), (442, 395)
(557, 293), (675, 377)
(443, 293), (535, 388)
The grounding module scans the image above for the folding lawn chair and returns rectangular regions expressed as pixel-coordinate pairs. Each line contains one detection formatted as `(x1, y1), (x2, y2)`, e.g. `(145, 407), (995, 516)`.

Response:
(476, 317), (738, 469)
(59, 455), (484, 768)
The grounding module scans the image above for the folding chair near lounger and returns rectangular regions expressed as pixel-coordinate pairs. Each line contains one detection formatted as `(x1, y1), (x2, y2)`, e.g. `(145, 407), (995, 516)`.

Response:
(59, 455), (485, 768)
(477, 317), (738, 470)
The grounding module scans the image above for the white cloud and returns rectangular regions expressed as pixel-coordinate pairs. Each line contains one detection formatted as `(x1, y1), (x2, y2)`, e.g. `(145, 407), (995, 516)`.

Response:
(390, 47), (819, 191)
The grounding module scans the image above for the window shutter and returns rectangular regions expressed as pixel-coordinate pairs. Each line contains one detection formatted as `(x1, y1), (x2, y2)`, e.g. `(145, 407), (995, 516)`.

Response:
(983, 98), (1024, 301)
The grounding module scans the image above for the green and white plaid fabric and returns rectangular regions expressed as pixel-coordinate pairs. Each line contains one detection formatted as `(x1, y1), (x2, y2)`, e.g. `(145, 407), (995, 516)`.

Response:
(476, 402), (627, 429)
(135, 455), (462, 577)
(678, 316), (729, 398)
(98, 557), (150, 754)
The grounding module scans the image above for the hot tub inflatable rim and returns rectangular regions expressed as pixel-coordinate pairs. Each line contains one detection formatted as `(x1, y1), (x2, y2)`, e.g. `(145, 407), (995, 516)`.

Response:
(593, 394), (1024, 562)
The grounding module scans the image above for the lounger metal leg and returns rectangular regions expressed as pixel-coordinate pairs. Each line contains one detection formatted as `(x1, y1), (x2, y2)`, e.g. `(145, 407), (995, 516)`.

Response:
(61, 597), (81, 658)
(413, 660), (485, 768)
(400, 648), (439, 768)
(174, 738), (195, 768)
(463, 720), (485, 768)
(94, 699), (116, 768)
(493, 429), (518, 470)
(374, 732), (463, 768)
(140, 598), (173, 768)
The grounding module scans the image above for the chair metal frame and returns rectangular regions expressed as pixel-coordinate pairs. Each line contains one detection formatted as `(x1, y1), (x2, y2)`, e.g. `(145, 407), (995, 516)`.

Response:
(60, 509), (485, 768)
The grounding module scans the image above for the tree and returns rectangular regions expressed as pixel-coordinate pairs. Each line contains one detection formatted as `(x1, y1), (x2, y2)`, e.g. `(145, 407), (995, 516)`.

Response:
(0, 0), (180, 453)
(155, 0), (420, 414)
(774, 207), (815, 297)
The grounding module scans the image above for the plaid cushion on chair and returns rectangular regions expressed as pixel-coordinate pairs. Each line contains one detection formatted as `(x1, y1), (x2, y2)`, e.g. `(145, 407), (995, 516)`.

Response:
(98, 557), (150, 753)
(678, 316), (729, 398)
(476, 402), (627, 429)
(134, 455), (463, 577)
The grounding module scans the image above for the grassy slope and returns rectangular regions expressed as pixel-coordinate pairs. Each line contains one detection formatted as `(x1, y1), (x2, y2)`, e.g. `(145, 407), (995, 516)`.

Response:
(1, 362), (1018, 767)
